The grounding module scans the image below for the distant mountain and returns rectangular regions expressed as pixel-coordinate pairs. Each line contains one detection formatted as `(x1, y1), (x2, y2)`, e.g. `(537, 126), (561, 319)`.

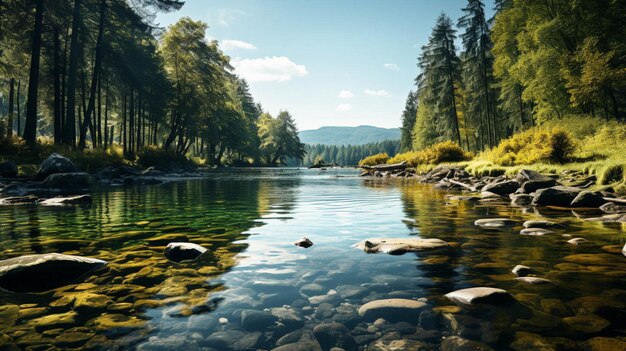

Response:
(299, 125), (400, 146)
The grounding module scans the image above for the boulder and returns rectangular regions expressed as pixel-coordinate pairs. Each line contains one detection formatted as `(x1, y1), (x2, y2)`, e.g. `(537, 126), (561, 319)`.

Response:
(0, 161), (18, 178)
(241, 310), (278, 331)
(516, 169), (555, 183)
(473, 218), (516, 228)
(357, 298), (427, 322)
(292, 237), (313, 248)
(39, 195), (92, 206)
(0, 253), (107, 293)
(482, 179), (520, 196)
(164, 242), (207, 262)
(510, 194), (532, 206)
(36, 153), (77, 180)
(520, 179), (558, 193)
(445, 287), (514, 306)
(532, 186), (581, 207)
(43, 172), (92, 190)
(354, 238), (448, 255)
(570, 191), (606, 208)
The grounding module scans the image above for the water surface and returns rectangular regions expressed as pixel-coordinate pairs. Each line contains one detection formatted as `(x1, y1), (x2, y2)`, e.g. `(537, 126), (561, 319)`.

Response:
(1, 168), (625, 350)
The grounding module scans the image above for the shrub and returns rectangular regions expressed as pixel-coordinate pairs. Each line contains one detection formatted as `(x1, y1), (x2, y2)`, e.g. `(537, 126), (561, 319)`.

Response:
(137, 146), (197, 171)
(387, 141), (472, 167)
(598, 163), (624, 185)
(484, 128), (575, 165)
(358, 153), (389, 166)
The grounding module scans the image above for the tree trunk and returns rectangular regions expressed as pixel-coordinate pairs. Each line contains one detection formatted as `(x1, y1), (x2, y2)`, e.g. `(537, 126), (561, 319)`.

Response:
(7, 78), (14, 138)
(53, 27), (62, 144)
(103, 75), (109, 149)
(64, 0), (82, 148)
(97, 68), (102, 147)
(23, 0), (44, 144)
(79, 0), (105, 149)
(16, 79), (21, 136)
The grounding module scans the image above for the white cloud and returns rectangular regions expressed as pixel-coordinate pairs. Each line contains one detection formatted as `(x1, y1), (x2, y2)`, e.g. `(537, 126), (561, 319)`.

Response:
(364, 89), (391, 97)
(336, 103), (353, 112)
(221, 39), (257, 51)
(232, 56), (308, 82)
(215, 9), (246, 27)
(338, 90), (354, 98)
(383, 63), (400, 70)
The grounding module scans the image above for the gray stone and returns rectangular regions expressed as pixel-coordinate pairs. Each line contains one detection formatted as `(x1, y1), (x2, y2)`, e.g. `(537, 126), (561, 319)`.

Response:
(522, 220), (562, 229)
(520, 228), (554, 236)
(292, 237), (313, 248)
(0, 253), (107, 293)
(441, 336), (495, 351)
(358, 299), (426, 322)
(313, 322), (357, 351)
(204, 330), (261, 350)
(515, 277), (553, 285)
(520, 179), (557, 193)
(366, 332), (429, 351)
(39, 195), (92, 206)
(445, 287), (513, 306)
(43, 172), (91, 190)
(36, 153), (77, 180)
(510, 194), (533, 206)
(241, 310), (278, 331)
(532, 186), (581, 207)
(164, 242), (207, 262)
(355, 238), (448, 255)
(512, 265), (533, 277)
(272, 330), (321, 351)
(570, 190), (607, 208)
(300, 283), (325, 297)
(473, 218), (516, 228)
(482, 180), (520, 196)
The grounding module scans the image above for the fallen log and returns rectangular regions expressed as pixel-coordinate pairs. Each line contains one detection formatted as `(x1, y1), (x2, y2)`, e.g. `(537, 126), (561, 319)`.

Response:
(361, 161), (408, 171)
(444, 178), (477, 191)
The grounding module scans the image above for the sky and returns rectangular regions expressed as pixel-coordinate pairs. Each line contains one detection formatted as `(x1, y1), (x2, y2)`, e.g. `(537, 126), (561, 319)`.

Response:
(156, 0), (495, 131)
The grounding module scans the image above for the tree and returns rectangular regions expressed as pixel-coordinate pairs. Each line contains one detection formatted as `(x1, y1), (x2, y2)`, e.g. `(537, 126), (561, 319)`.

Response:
(399, 91), (417, 151)
(23, 0), (44, 144)
(258, 111), (305, 166)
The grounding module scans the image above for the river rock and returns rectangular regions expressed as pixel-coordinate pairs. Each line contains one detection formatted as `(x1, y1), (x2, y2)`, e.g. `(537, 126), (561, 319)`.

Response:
(445, 287), (513, 306)
(0, 253), (107, 293)
(570, 191), (606, 208)
(517, 169), (554, 182)
(39, 195), (92, 206)
(515, 277), (553, 285)
(599, 202), (626, 214)
(532, 186), (581, 207)
(583, 337), (626, 351)
(164, 242), (207, 262)
(567, 238), (587, 245)
(520, 179), (558, 193)
(357, 299), (426, 322)
(0, 161), (18, 178)
(623, 243), (626, 257)
(522, 220), (562, 229)
(355, 238), (448, 255)
(474, 218), (516, 228)
(43, 172), (92, 190)
(205, 330), (262, 350)
(36, 153), (77, 180)
(441, 336), (495, 351)
(482, 180), (520, 196)
(241, 310), (278, 331)
(510, 194), (533, 206)
(563, 314), (610, 334)
(0, 195), (39, 205)
(366, 332), (429, 351)
(292, 237), (313, 248)
(520, 228), (554, 236)
(512, 265), (533, 277)
(272, 330), (322, 351)
(313, 322), (357, 351)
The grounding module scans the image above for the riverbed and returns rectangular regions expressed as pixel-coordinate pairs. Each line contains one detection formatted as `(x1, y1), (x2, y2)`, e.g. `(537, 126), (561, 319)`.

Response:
(0, 168), (625, 350)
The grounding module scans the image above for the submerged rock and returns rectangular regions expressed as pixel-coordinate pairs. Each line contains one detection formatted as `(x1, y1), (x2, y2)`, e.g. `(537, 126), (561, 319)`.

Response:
(357, 298), (426, 322)
(367, 332), (429, 351)
(445, 287), (514, 306)
(36, 153), (77, 180)
(520, 228), (554, 236)
(272, 330), (322, 351)
(164, 242), (207, 262)
(354, 238), (448, 255)
(515, 277), (553, 285)
(510, 194), (533, 206)
(473, 218), (516, 228)
(563, 314), (610, 334)
(313, 322), (357, 351)
(441, 336), (494, 351)
(522, 220), (562, 229)
(0, 253), (107, 293)
(292, 237), (313, 248)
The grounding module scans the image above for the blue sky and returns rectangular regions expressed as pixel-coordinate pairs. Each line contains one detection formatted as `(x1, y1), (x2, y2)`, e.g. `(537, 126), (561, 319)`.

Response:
(156, 0), (495, 131)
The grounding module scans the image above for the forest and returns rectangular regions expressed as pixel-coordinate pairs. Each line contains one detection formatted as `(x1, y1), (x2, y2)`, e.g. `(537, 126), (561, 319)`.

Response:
(297, 140), (400, 167)
(400, 0), (626, 153)
(0, 0), (305, 167)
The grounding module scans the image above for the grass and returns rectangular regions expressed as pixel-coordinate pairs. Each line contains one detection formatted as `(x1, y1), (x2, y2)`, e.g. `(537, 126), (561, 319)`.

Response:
(387, 141), (472, 167)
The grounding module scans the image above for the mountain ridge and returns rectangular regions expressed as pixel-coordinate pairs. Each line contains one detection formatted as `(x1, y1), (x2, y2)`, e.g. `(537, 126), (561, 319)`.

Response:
(298, 125), (400, 146)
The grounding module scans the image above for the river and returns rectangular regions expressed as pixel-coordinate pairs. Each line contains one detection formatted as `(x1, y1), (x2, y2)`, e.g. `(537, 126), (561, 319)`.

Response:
(0, 168), (625, 350)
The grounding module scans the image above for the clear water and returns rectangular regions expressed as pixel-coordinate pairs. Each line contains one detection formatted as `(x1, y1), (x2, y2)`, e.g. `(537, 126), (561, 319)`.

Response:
(1, 168), (625, 350)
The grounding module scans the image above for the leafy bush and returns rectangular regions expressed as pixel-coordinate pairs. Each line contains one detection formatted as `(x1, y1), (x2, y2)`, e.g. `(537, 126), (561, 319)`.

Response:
(358, 153), (389, 166)
(484, 128), (575, 165)
(599, 163), (624, 185)
(387, 141), (472, 166)
(137, 146), (197, 171)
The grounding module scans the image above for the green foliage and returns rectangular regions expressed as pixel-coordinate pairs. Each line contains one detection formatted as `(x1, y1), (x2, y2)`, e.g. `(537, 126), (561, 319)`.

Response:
(482, 128), (575, 165)
(598, 163), (624, 185)
(257, 111), (305, 166)
(358, 153), (389, 167)
(299, 140), (400, 167)
(137, 146), (196, 171)
(400, 91), (418, 151)
(388, 141), (472, 166)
